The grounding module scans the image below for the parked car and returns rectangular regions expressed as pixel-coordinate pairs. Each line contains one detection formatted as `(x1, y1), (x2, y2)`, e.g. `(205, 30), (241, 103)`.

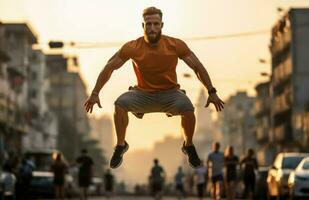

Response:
(288, 157), (309, 200)
(267, 152), (309, 200)
(29, 171), (54, 199)
(24, 150), (78, 198)
(29, 171), (77, 199)
(24, 149), (66, 171)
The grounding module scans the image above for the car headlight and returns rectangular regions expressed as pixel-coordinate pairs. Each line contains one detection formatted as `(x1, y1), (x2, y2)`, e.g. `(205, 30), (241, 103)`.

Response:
(288, 173), (295, 185)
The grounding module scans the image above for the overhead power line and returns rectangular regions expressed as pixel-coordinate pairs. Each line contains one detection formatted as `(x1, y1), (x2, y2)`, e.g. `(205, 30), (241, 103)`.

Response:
(186, 29), (269, 41)
(48, 29), (270, 49)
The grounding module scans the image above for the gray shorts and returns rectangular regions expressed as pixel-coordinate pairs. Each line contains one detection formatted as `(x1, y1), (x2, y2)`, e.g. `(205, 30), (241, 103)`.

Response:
(114, 87), (194, 119)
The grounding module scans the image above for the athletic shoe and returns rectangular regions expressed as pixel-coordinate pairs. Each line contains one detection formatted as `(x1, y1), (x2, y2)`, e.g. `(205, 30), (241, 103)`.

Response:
(110, 141), (129, 169)
(181, 142), (201, 168)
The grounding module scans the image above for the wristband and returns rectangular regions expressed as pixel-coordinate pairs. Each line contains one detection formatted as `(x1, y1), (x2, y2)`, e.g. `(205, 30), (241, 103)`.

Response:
(208, 87), (217, 95)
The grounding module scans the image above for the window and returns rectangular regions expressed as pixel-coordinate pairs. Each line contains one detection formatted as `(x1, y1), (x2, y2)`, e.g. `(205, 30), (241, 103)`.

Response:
(32, 71), (37, 80)
(283, 156), (306, 169)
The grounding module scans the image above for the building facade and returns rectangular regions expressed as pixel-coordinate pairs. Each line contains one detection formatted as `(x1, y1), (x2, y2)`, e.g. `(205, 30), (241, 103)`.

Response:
(269, 9), (309, 151)
(23, 49), (58, 150)
(254, 81), (277, 165)
(0, 23), (37, 154)
(218, 91), (256, 156)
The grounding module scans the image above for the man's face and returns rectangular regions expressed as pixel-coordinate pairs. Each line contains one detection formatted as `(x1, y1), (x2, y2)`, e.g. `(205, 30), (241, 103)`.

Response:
(143, 14), (163, 44)
(212, 143), (219, 151)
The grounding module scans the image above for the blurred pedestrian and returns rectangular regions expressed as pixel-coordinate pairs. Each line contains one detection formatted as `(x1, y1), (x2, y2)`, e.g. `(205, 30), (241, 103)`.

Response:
(194, 162), (207, 200)
(207, 142), (224, 200)
(103, 169), (114, 198)
(0, 163), (16, 200)
(174, 166), (185, 199)
(5, 152), (18, 174)
(224, 146), (239, 200)
(51, 153), (68, 200)
(76, 149), (94, 200)
(16, 155), (35, 200)
(240, 148), (258, 200)
(149, 159), (165, 200)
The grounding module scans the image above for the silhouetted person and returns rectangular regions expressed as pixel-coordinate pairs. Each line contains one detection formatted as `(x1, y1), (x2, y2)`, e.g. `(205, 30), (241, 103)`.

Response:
(76, 149), (94, 200)
(207, 142), (224, 200)
(240, 148), (258, 200)
(224, 146), (239, 200)
(0, 163), (16, 200)
(51, 153), (68, 200)
(174, 166), (185, 200)
(103, 169), (114, 198)
(84, 6), (224, 170)
(5, 152), (19, 174)
(194, 162), (207, 200)
(16, 155), (35, 200)
(150, 159), (165, 200)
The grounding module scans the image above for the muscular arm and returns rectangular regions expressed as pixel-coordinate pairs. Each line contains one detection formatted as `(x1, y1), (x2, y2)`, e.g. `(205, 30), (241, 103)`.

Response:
(182, 52), (214, 90)
(92, 52), (128, 94)
(182, 52), (224, 111)
(84, 52), (128, 113)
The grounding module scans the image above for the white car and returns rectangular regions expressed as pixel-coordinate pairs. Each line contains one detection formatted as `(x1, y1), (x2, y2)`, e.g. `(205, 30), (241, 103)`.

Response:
(267, 152), (309, 199)
(288, 157), (309, 200)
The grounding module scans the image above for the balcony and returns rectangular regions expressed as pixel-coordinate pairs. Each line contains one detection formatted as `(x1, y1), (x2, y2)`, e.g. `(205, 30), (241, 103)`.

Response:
(256, 126), (270, 142)
(273, 88), (292, 115)
(273, 124), (292, 142)
(270, 15), (291, 56)
(254, 98), (270, 117)
(273, 55), (292, 88)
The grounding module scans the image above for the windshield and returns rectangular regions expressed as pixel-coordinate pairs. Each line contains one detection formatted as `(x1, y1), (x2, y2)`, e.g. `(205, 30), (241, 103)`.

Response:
(283, 156), (306, 169)
(302, 160), (309, 170)
(25, 152), (54, 171)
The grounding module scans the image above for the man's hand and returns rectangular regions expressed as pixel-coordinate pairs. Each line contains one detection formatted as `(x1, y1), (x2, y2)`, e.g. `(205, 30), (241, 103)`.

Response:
(205, 93), (225, 112)
(84, 94), (102, 113)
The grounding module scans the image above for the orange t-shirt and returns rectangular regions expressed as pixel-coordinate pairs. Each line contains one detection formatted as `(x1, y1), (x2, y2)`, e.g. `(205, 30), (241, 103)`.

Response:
(118, 35), (191, 92)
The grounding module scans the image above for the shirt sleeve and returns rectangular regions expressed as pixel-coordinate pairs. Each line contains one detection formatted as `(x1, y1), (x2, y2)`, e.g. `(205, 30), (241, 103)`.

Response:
(175, 39), (191, 59)
(118, 41), (134, 61)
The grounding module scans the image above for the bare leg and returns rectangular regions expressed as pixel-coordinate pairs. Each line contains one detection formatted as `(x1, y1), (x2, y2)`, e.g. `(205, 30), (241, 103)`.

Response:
(181, 111), (195, 146)
(114, 105), (129, 146)
(215, 181), (222, 200)
(212, 184), (216, 200)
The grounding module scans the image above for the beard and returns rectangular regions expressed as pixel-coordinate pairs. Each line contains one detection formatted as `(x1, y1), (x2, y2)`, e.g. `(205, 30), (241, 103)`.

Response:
(144, 30), (162, 44)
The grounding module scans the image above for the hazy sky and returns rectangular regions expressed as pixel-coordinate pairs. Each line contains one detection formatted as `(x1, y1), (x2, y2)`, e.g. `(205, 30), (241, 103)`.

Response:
(1, 0), (309, 150)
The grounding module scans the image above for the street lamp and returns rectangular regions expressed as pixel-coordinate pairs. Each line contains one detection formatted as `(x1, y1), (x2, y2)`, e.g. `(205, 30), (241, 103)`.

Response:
(48, 41), (64, 48)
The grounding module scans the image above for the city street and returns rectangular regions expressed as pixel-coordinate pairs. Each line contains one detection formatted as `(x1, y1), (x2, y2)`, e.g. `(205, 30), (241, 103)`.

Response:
(74, 196), (242, 200)
(1, 3), (309, 200)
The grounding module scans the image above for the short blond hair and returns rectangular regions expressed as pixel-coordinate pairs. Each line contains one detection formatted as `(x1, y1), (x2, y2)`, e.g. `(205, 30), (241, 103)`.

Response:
(143, 6), (163, 19)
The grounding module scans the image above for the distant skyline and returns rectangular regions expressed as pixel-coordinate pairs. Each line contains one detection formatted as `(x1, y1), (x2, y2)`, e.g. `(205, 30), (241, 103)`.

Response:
(1, 0), (309, 150)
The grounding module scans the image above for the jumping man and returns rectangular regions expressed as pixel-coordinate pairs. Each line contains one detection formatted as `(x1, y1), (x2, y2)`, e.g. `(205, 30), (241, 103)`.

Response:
(84, 7), (224, 169)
